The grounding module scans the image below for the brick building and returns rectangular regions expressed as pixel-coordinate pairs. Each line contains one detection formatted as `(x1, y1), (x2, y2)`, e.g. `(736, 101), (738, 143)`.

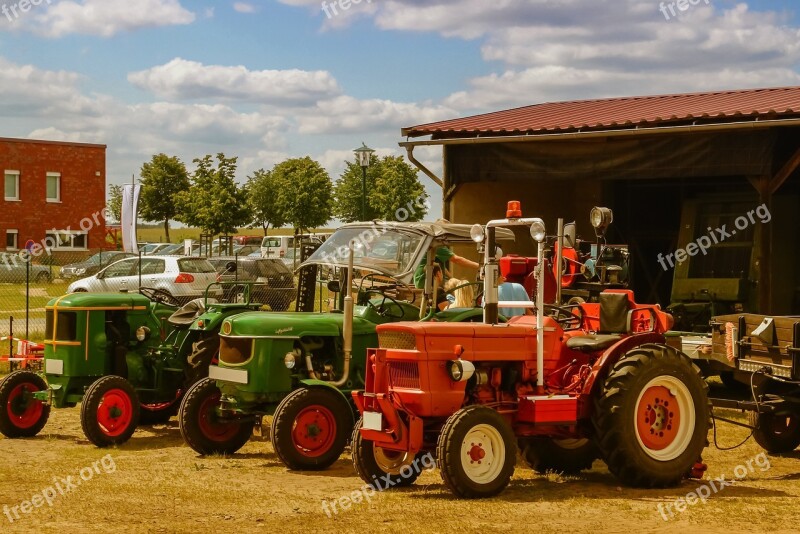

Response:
(1, 137), (107, 257)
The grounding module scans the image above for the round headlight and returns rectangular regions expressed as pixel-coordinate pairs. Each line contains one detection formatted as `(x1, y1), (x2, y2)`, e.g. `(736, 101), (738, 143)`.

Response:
(284, 352), (297, 369)
(135, 326), (150, 342)
(449, 361), (463, 381)
(447, 359), (476, 382)
(221, 321), (232, 335)
(470, 224), (485, 243)
(590, 207), (613, 229)
(529, 219), (546, 242)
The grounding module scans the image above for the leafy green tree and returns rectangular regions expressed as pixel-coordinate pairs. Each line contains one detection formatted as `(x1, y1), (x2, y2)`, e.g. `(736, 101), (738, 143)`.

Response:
(138, 154), (191, 242)
(272, 157), (333, 233)
(107, 184), (123, 223)
(247, 169), (287, 235)
(176, 153), (251, 236)
(333, 154), (428, 223)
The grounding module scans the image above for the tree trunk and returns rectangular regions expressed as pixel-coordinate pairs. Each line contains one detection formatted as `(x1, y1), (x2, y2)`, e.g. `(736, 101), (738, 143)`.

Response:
(263, 223), (270, 236)
(163, 219), (171, 242)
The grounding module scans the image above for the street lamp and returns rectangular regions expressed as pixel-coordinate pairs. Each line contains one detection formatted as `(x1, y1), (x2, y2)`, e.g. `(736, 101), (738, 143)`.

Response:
(354, 142), (375, 221)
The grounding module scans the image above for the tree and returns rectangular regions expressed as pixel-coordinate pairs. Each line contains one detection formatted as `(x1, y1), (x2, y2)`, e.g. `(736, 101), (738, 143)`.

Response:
(271, 157), (333, 233)
(138, 154), (190, 242)
(333, 154), (428, 223)
(176, 153), (252, 236)
(107, 184), (123, 223)
(247, 169), (287, 235)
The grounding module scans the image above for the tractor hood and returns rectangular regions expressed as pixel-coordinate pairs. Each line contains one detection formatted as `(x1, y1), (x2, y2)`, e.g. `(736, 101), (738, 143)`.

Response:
(222, 310), (377, 339)
(46, 292), (152, 310)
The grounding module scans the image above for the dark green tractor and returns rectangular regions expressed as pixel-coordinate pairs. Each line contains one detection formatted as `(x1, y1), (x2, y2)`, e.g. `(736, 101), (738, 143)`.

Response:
(178, 221), (512, 470)
(0, 281), (262, 447)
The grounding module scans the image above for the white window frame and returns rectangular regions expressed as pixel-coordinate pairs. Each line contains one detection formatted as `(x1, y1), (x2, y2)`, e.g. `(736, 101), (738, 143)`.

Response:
(4, 170), (20, 201)
(6, 229), (18, 251)
(46, 172), (61, 203)
(44, 230), (88, 251)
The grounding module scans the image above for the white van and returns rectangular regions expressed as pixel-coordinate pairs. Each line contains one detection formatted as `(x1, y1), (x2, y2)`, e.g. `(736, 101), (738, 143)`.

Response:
(260, 233), (330, 259)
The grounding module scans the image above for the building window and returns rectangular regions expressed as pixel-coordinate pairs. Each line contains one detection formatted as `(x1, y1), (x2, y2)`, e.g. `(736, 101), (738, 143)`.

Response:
(4, 171), (19, 201)
(46, 172), (61, 202)
(6, 229), (18, 250)
(45, 231), (88, 251)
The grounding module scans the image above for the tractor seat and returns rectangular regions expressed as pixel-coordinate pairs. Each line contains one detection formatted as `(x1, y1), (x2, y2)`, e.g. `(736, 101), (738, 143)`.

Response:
(566, 334), (622, 352)
(167, 298), (217, 329)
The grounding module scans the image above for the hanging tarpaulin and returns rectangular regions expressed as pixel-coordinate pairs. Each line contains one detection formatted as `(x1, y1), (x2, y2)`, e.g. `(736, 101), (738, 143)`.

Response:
(121, 184), (141, 253)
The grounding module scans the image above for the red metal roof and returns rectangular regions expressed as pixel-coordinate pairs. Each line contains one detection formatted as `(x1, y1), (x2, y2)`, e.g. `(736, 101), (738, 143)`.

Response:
(403, 86), (800, 138)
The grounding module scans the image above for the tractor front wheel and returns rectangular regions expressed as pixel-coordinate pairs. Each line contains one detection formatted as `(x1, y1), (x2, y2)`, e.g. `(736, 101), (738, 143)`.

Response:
(0, 371), (50, 438)
(271, 387), (353, 470)
(179, 378), (252, 455)
(749, 410), (800, 453)
(351, 419), (426, 490)
(594, 344), (710, 488)
(523, 437), (599, 474)
(437, 405), (517, 498)
(81, 376), (140, 447)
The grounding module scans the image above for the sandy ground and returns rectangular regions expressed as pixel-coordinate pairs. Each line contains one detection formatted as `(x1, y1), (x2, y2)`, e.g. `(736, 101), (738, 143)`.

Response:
(1, 381), (800, 534)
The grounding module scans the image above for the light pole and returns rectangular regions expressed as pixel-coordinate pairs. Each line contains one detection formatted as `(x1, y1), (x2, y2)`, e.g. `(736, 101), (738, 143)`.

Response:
(354, 142), (375, 221)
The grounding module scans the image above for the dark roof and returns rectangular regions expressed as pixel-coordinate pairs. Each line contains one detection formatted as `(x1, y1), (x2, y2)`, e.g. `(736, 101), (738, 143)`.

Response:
(402, 86), (800, 138)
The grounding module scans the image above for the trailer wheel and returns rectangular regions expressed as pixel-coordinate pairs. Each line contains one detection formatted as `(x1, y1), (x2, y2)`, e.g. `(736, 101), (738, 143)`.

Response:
(437, 405), (517, 498)
(593, 344), (710, 488)
(272, 387), (353, 470)
(81, 376), (140, 447)
(351, 419), (425, 490)
(749, 410), (800, 453)
(523, 437), (599, 474)
(179, 378), (251, 455)
(0, 371), (50, 438)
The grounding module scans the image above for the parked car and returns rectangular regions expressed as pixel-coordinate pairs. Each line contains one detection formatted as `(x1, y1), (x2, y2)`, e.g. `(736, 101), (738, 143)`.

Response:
(0, 254), (52, 283)
(153, 243), (191, 256)
(140, 243), (173, 255)
(260, 234), (327, 259)
(60, 251), (136, 280)
(67, 256), (222, 304)
(207, 256), (296, 311)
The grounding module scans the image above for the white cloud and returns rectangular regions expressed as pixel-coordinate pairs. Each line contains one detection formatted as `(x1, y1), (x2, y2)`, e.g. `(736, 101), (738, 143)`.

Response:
(128, 58), (342, 105)
(233, 2), (257, 14)
(13, 0), (196, 38)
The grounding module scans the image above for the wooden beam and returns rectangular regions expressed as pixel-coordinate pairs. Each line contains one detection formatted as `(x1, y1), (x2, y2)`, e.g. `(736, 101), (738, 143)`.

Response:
(769, 145), (800, 195)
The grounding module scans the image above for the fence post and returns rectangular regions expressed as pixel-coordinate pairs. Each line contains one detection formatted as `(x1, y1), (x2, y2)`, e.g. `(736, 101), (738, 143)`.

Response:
(25, 256), (29, 339)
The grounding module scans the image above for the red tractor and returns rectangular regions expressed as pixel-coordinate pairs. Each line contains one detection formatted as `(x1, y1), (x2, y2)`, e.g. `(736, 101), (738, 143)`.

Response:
(351, 203), (710, 498)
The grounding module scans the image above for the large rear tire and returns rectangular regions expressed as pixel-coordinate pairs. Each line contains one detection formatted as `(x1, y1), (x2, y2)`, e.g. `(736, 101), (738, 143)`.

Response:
(749, 410), (800, 453)
(523, 437), (598, 474)
(271, 387), (353, 471)
(81, 376), (140, 447)
(0, 371), (50, 438)
(179, 378), (252, 455)
(351, 419), (425, 490)
(436, 405), (517, 498)
(593, 344), (710, 488)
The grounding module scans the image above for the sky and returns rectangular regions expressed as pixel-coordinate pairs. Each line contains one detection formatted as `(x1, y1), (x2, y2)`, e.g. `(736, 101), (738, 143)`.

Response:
(1, 0), (800, 221)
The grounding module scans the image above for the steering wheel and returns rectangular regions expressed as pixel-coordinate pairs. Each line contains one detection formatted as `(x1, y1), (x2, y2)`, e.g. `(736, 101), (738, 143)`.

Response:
(363, 290), (406, 320)
(139, 287), (182, 308)
(544, 304), (583, 330)
(444, 280), (483, 308)
(359, 272), (417, 306)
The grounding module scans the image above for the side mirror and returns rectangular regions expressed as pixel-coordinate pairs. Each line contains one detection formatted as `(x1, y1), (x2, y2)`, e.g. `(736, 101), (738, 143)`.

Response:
(563, 222), (576, 248)
(327, 280), (341, 293)
(225, 261), (237, 273)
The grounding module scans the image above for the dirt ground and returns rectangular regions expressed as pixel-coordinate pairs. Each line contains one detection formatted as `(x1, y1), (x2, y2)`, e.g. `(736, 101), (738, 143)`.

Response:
(1, 380), (800, 534)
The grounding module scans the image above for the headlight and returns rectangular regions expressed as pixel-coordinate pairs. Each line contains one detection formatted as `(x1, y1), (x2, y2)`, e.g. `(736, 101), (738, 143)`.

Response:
(135, 326), (150, 342)
(221, 320), (232, 335)
(75, 268), (86, 275)
(447, 359), (476, 382)
(529, 218), (546, 243)
(284, 348), (302, 369)
(470, 224), (485, 243)
(590, 207), (613, 229)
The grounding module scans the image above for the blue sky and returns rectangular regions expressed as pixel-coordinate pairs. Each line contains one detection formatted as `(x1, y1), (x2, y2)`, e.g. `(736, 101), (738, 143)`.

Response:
(1, 0), (800, 222)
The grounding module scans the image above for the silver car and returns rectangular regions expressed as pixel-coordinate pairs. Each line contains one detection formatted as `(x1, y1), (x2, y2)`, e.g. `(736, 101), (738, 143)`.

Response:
(67, 256), (222, 304)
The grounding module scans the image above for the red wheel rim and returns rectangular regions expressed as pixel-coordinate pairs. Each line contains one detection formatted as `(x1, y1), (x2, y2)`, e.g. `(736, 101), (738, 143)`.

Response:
(197, 390), (241, 442)
(636, 385), (680, 451)
(141, 401), (174, 413)
(291, 405), (336, 458)
(96, 388), (134, 437)
(6, 383), (44, 429)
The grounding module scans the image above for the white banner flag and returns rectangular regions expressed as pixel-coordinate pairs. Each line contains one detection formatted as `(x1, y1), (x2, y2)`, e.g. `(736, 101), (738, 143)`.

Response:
(121, 184), (141, 253)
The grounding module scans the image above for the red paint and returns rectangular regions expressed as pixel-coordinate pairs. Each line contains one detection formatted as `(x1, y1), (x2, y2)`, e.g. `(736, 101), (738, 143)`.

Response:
(636, 385), (680, 451)
(6, 383), (44, 429)
(291, 405), (336, 458)
(96, 388), (134, 437)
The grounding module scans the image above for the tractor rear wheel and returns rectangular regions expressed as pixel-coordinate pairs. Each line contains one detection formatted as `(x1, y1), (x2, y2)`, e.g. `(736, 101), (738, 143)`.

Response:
(523, 437), (599, 474)
(271, 387), (354, 471)
(0, 371), (50, 438)
(81, 376), (140, 447)
(437, 405), (517, 498)
(185, 334), (220, 388)
(179, 378), (252, 455)
(749, 410), (800, 453)
(351, 419), (425, 490)
(593, 344), (709, 488)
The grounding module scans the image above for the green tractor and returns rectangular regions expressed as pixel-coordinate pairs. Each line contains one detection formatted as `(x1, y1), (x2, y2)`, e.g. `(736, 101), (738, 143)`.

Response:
(178, 221), (513, 470)
(0, 281), (262, 447)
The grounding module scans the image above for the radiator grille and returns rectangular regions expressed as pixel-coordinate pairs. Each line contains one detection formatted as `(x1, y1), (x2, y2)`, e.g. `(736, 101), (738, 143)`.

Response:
(388, 361), (420, 389)
(378, 331), (417, 350)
